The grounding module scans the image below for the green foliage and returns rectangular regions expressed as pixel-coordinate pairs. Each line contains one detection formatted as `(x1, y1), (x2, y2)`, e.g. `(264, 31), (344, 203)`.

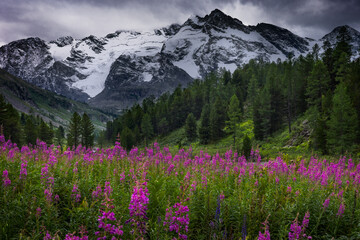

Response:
(141, 113), (153, 146)
(39, 120), (54, 144)
(81, 113), (95, 148)
(242, 134), (251, 159)
(225, 94), (241, 147)
(0, 95), (22, 145)
(199, 104), (211, 145)
(121, 127), (135, 150)
(67, 112), (82, 148)
(327, 82), (358, 154)
(25, 118), (37, 145)
(185, 113), (197, 142)
(306, 60), (330, 109)
(210, 95), (226, 141)
(55, 126), (65, 147)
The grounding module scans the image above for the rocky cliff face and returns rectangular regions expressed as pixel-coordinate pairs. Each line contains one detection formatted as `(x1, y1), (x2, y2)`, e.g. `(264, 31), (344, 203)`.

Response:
(0, 9), (359, 112)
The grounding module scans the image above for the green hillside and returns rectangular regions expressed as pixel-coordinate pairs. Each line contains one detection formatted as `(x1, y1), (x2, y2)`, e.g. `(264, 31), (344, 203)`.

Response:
(0, 68), (113, 130)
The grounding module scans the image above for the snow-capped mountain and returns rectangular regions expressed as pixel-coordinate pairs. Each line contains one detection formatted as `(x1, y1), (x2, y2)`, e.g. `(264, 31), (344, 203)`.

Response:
(0, 9), (359, 112)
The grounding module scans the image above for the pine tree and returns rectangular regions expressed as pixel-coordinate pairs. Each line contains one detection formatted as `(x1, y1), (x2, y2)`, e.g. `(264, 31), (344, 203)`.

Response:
(210, 96), (226, 141)
(242, 135), (251, 160)
(141, 113), (153, 146)
(199, 104), (211, 144)
(327, 82), (357, 154)
(39, 120), (53, 144)
(226, 94), (241, 147)
(158, 117), (169, 136)
(121, 127), (135, 151)
(306, 60), (330, 109)
(185, 113), (197, 142)
(0, 95), (22, 144)
(67, 112), (82, 148)
(247, 74), (258, 113)
(81, 113), (95, 148)
(55, 126), (65, 148)
(25, 118), (37, 145)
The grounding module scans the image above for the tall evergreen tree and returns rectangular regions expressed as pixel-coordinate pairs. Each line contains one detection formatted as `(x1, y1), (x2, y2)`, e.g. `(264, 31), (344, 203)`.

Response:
(185, 113), (197, 142)
(242, 135), (252, 160)
(247, 74), (258, 113)
(199, 104), (211, 144)
(327, 82), (357, 154)
(81, 113), (94, 148)
(210, 96), (226, 141)
(67, 112), (82, 148)
(306, 60), (330, 109)
(0, 95), (22, 144)
(39, 120), (53, 144)
(121, 127), (135, 151)
(226, 94), (241, 147)
(55, 125), (65, 148)
(25, 118), (37, 145)
(141, 113), (153, 146)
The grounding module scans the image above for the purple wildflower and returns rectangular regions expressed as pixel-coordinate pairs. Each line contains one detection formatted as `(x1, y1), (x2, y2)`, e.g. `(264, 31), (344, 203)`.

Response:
(2, 169), (11, 187)
(163, 202), (190, 240)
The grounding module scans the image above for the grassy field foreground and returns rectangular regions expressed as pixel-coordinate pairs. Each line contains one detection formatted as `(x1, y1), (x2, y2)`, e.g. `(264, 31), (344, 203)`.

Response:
(1, 135), (360, 239)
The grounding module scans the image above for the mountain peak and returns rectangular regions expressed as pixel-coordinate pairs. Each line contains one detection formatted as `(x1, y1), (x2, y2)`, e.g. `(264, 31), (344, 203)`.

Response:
(182, 9), (247, 33)
(321, 24), (360, 43)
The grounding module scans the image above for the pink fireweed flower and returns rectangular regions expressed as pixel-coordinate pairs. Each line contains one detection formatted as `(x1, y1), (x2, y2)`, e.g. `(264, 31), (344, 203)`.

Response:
(128, 182), (149, 235)
(44, 188), (53, 203)
(323, 198), (330, 210)
(19, 160), (28, 180)
(92, 185), (103, 200)
(36, 207), (41, 218)
(120, 172), (125, 181)
(163, 202), (190, 240)
(258, 219), (270, 240)
(71, 184), (81, 203)
(104, 181), (113, 197)
(64, 233), (89, 240)
(2, 169), (11, 187)
(275, 177), (279, 184)
(287, 186), (292, 193)
(289, 212), (311, 240)
(190, 181), (197, 192)
(337, 203), (345, 217)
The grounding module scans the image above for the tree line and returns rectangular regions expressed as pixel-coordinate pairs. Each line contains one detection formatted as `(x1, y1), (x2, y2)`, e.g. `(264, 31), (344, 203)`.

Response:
(0, 96), (95, 149)
(102, 26), (359, 154)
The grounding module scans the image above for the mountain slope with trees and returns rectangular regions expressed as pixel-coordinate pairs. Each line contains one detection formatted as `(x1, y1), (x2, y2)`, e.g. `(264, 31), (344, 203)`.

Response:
(102, 28), (360, 156)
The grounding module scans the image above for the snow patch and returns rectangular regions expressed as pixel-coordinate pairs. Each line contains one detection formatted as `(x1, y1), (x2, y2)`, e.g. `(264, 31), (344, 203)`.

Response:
(142, 72), (153, 82)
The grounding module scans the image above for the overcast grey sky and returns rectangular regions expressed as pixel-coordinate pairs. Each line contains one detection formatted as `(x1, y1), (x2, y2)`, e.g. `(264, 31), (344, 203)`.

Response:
(0, 0), (359, 46)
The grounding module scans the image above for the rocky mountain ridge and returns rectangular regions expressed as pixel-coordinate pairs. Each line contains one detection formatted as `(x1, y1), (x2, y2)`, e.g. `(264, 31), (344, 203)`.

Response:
(0, 9), (359, 112)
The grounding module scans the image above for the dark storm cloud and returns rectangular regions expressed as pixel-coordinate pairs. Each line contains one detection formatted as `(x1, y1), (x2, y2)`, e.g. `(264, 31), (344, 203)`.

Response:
(0, 0), (359, 46)
(239, 0), (360, 37)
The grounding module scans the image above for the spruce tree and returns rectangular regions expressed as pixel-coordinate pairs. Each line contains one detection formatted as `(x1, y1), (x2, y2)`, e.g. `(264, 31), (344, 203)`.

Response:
(210, 96), (226, 141)
(185, 113), (197, 142)
(327, 82), (357, 154)
(141, 113), (153, 146)
(242, 135), (252, 160)
(25, 118), (37, 145)
(226, 94), (241, 147)
(67, 112), (82, 148)
(121, 127), (135, 150)
(81, 113), (94, 148)
(39, 120), (53, 144)
(55, 126), (65, 148)
(0, 95), (22, 144)
(199, 104), (211, 144)
(247, 74), (258, 113)
(306, 60), (330, 109)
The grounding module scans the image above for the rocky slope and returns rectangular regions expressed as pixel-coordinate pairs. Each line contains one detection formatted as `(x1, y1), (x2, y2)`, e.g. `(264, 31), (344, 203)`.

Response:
(0, 9), (359, 112)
